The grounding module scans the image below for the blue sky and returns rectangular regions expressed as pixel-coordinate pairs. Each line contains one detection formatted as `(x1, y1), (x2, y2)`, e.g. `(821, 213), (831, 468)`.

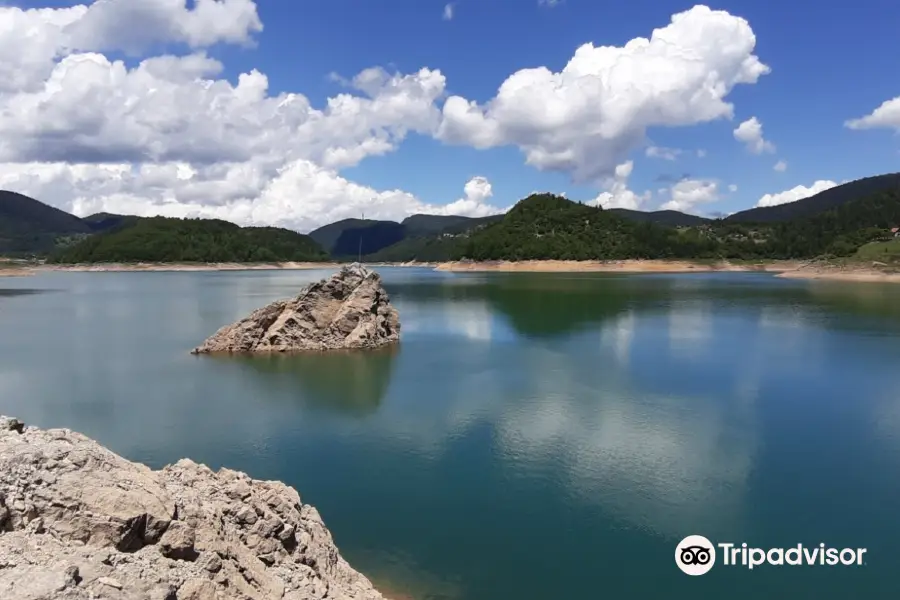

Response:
(2, 0), (899, 228)
(253, 0), (900, 215)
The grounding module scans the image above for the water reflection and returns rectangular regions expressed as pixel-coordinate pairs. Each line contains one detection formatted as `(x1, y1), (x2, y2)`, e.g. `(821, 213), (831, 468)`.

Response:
(208, 345), (399, 417)
(391, 274), (638, 338)
(4, 269), (900, 600)
(0, 288), (50, 297)
(347, 337), (759, 539)
(398, 299), (504, 341)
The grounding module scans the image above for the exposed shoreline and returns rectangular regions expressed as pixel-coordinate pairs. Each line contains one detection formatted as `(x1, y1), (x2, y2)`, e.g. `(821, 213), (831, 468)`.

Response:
(434, 259), (900, 283)
(9, 261), (437, 274)
(37, 261), (346, 272)
(3, 259), (899, 283)
(434, 259), (801, 273)
(0, 416), (395, 600)
(776, 265), (900, 283)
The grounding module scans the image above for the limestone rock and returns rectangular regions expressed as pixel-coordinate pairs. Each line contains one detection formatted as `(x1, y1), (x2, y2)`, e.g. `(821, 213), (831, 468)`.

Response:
(0, 417), (386, 600)
(191, 263), (400, 354)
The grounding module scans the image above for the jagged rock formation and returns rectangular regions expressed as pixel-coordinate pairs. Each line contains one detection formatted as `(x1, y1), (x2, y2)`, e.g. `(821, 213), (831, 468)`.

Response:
(0, 416), (386, 600)
(192, 264), (400, 354)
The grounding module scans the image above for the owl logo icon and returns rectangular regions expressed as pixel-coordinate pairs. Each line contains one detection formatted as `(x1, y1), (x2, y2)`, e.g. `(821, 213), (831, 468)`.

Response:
(676, 535), (716, 575)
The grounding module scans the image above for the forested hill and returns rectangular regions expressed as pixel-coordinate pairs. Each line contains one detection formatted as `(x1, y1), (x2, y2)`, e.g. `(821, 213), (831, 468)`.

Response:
(308, 218), (401, 257)
(725, 173), (900, 223)
(309, 213), (503, 258)
(6, 172), (900, 264)
(0, 191), (91, 255)
(49, 217), (329, 264)
(454, 194), (691, 261)
(452, 187), (900, 262)
(607, 208), (710, 227)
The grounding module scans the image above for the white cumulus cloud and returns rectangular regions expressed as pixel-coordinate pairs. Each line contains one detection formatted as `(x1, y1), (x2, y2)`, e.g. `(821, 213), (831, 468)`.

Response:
(733, 117), (775, 154)
(436, 5), (769, 182)
(0, 161), (503, 233)
(0, 0), (509, 231)
(661, 179), (719, 213)
(755, 180), (838, 208)
(846, 97), (900, 130)
(0, 0), (262, 93)
(0, 2), (773, 230)
(773, 160), (787, 172)
(588, 161), (651, 210)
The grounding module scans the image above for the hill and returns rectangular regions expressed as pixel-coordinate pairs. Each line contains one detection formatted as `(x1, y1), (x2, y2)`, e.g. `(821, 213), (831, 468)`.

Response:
(452, 194), (699, 261)
(400, 213), (503, 236)
(309, 213), (505, 260)
(855, 238), (900, 264)
(330, 221), (407, 258)
(608, 208), (711, 227)
(401, 214), (477, 236)
(308, 218), (401, 257)
(726, 173), (900, 223)
(49, 217), (329, 264)
(82, 212), (138, 232)
(0, 191), (91, 255)
(448, 184), (900, 262)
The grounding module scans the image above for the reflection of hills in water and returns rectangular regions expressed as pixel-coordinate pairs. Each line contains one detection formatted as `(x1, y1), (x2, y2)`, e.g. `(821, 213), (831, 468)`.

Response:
(390, 272), (900, 337)
(0, 289), (49, 298)
(218, 346), (398, 417)
(805, 282), (900, 325)
(392, 274), (639, 337)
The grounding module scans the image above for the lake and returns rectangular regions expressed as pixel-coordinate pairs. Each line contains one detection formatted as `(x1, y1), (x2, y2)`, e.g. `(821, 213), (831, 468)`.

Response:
(2, 268), (900, 599)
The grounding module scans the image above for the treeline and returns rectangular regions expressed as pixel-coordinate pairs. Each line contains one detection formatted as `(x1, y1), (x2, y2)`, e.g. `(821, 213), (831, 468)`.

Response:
(450, 189), (900, 262)
(49, 217), (329, 263)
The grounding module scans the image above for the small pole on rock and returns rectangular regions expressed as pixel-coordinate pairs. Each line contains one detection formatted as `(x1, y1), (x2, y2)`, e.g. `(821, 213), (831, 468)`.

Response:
(358, 211), (364, 264)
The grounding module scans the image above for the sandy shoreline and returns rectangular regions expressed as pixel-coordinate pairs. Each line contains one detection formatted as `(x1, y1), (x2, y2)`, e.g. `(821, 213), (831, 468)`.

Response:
(20, 261), (439, 273)
(3, 259), (899, 283)
(434, 259), (802, 273)
(35, 261), (345, 272)
(434, 259), (900, 283)
(777, 267), (900, 283)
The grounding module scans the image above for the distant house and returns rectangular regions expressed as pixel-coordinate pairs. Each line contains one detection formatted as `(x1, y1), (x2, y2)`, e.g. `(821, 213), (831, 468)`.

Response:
(893, 227), (900, 238)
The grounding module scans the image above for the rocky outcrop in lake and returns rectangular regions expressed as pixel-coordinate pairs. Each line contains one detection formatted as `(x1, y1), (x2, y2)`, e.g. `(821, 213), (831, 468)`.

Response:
(0, 416), (386, 600)
(192, 264), (400, 354)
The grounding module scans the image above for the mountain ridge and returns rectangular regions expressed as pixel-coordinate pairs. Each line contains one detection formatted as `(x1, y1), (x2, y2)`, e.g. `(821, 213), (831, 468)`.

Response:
(4, 171), (900, 262)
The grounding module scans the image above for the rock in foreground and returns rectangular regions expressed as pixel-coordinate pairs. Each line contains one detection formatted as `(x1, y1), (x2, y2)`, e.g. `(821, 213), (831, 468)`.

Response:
(192, 264), (400, 354)
(0, 416), (386, 600)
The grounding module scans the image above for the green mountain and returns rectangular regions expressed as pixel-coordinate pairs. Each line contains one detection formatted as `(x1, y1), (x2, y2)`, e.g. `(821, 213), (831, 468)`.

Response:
(0, 191), (91, 256)
(82, 212), (138, 232)
(453, 194), (696, 261)
(401, 214), (475, 235)
(401, 214), (503, 236)
(365, 214), (503, 262)
(9, 172), (900, 264)
(607, 208), (711, 227)
(308, 218), (401, 257)
(449, 183), (900, 262)
(308, 213), (504, 260)
(726, 173), (900, 223)
(49, 217), (328, 264)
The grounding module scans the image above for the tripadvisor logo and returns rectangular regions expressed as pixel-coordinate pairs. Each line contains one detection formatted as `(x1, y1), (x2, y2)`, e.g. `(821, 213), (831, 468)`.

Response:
(675, 535), (867, 575)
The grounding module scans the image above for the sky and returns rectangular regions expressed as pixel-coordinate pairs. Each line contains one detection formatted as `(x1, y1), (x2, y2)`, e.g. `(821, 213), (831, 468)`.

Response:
(0, 0), (898, 232)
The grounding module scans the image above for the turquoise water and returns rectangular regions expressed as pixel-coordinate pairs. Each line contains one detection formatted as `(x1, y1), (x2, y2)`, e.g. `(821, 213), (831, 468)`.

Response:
(2, 268), (900, 598)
